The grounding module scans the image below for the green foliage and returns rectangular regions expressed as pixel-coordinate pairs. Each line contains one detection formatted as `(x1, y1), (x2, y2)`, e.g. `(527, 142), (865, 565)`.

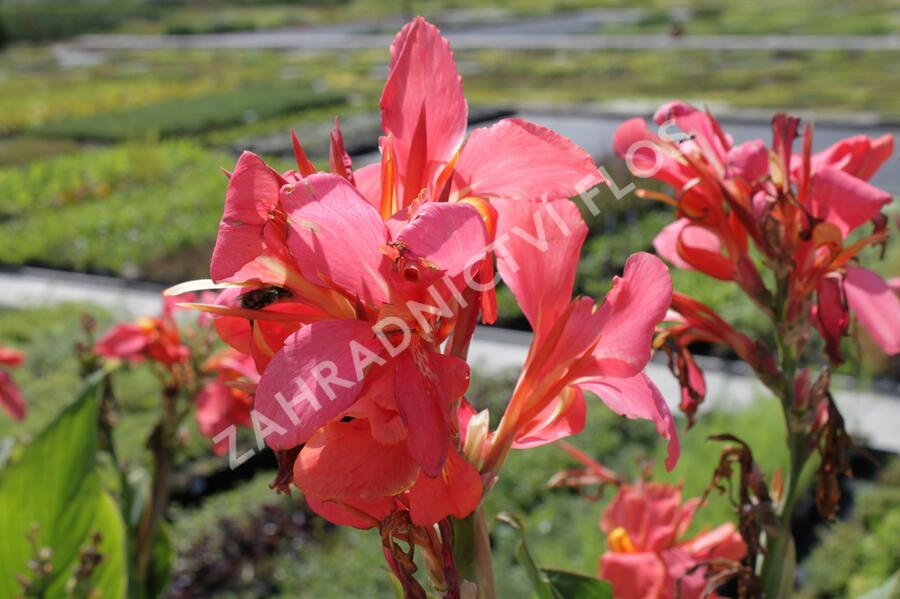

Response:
(40, 88), (345, 142)
(0, 141), (211, 220)
(0, 137), (80, 168)
(617, 0), (900, 35)
(0, 47), (333, 136)
(464, 49), (900, 118)
(800, 460), (900, 599)
(0, 377), (127, 599)
(496, 512), (613, 599)
(543, 569), (613, 599)
(0, 1), (154, 44)
(0, 142), (229, 278)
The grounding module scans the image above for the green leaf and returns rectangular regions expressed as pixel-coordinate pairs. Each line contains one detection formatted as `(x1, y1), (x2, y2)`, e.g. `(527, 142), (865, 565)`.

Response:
(496, 512), (556, 599)
(496, 512), (613, 599)
(542, 568), (613, 599)
(858, 571), (900, 599)
(0, 376), (127, 599)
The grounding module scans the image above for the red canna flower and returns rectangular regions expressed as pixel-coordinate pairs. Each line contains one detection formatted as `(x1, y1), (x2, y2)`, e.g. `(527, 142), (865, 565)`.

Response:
(599, 482), (745, 599)
(0, 346), (26, 421)
(776, 115), (897, 360)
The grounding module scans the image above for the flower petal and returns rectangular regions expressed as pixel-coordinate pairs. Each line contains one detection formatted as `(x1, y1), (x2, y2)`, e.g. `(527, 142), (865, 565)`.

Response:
(282, 173), (389, 305)
(727, 139), (769, 182)
(211, 152), (284, 282)
(592, 253), (672, 377)
(254, 319), (381, 450)
(0, 347), (25, 367)
(396, 202), (488, 277)
(195, 379), (252, 454)
(381, 17), (467, 205)
(0, 371), (26, 421)
(601, 483), (684, 550)
(305, 492), (396, 530)
(512, 386), (586, 449)
(95, 323), (148, 361)
(580, 373), (679, 471)
(678, 523), (745, 562)
(806, 166), (892, 236)
(453, 118), (602, 201)
(814, 273), (849, 363)
(408, 445), (482, 526)
(613, 118), (693, 190)
(599, 552), (667, 599)
(844, 266), (900, 354)
(393, 347), (455, 476)
(654, 100), (729, 167)
(810, 133), (894, 181)
(293, 419), (419, 500)
(675, 224), (734, 281)
(493, 198), (587, 339)
(353, 162), (382, 208)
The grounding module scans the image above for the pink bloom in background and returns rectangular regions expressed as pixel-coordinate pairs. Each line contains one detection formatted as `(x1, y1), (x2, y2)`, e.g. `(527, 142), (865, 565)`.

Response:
(616, 101), (898, 417)
(600, 483), (745, 599)
(95, 296), (190, 367)
(0, 346), (26, 421)
(195, 348), (259, 454)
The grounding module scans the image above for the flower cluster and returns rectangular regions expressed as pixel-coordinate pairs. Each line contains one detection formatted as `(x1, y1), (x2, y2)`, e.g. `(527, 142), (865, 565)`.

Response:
(615, 101), (897, 593)
(615, 101), (899, 420)
(174, 17), (679, 591)
(0, 346), (26, 421)
(94, 293), (257, 453)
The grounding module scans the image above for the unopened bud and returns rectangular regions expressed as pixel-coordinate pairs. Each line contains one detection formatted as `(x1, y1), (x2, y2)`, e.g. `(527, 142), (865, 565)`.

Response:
(462, 409), (490, 468)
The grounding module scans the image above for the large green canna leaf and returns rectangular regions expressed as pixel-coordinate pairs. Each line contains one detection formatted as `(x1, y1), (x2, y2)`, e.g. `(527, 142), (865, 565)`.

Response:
(0, 376), (127, 599)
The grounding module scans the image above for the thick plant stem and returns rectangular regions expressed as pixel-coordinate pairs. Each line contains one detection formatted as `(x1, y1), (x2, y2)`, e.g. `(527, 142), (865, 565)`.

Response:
(134, 385), (179, 593)
(452, 506), (496, 599)
(759, 275), (808, 597)
(760, 429), (806, 597)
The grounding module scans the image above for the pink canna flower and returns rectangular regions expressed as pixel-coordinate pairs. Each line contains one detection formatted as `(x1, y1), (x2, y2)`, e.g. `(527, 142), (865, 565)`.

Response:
(599, 483), (745, 599)
(786, 119), (899, 359)
(614, 102), (768, 300)
(195, 348), (259, 454)
(618, 101), (898, 415)
(0, 346), (26, 421)
(95, 296), (191, 367)
(357, 17), (603, 216)
(207, 17), (603, 330)
(178, 16), (641, 542)
(482, 198), (679, 473)
(216, 173), (490, 526)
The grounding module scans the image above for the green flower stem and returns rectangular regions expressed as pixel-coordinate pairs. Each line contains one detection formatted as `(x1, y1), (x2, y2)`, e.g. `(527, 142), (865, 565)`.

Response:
(452, 506), (496, 599)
